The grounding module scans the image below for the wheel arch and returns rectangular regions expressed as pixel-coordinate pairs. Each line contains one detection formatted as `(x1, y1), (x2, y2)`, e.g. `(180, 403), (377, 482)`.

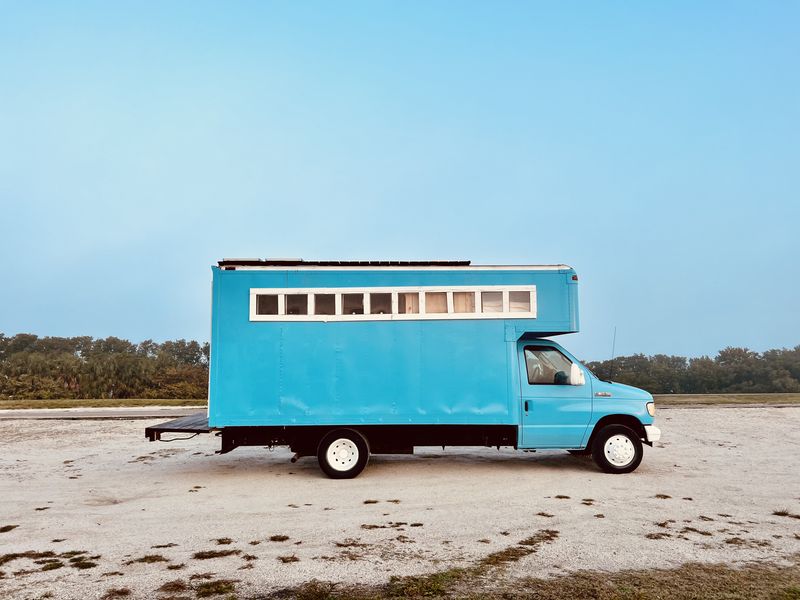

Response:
(586, 414), (646, 450)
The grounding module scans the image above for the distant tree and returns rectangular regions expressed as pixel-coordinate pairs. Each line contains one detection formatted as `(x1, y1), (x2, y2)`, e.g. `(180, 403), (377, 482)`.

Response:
(585, 345), (800, 394)
(1, 332), (798, 400)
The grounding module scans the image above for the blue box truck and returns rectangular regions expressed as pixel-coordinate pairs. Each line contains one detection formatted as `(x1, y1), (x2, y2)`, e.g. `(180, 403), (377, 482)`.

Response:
(146, 259), (660, 478)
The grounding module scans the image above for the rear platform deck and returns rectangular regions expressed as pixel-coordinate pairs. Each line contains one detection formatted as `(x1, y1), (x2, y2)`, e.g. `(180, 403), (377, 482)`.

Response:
(145, 412), (211, 441)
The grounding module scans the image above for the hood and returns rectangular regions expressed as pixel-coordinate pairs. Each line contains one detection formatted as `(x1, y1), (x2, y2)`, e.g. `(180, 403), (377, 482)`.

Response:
(593, 380), (653, 401)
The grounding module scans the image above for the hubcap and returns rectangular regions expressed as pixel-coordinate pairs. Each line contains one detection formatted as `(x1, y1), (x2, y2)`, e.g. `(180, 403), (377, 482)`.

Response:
(326, 438), (360, 472)
(604, 434), (636, 467)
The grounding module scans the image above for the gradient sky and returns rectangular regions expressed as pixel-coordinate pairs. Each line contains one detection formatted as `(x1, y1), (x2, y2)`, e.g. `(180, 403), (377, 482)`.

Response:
(1, 1), (798, 360)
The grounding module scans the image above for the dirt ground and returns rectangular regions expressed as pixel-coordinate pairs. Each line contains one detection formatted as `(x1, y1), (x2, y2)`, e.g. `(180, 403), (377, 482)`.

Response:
(1, 407), (799, 600)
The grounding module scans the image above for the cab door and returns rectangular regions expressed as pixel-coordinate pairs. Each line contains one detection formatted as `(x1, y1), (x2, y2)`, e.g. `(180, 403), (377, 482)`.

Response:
(518, 343), (592, 448)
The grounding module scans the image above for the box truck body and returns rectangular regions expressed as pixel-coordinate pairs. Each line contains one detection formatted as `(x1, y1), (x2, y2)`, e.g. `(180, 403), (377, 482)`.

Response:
(146, 259), (660, 478)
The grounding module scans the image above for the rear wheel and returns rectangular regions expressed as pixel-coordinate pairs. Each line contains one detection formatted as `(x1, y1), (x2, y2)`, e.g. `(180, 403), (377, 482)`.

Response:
(317, 429), (370, 479)
(591, 424), (643, 474)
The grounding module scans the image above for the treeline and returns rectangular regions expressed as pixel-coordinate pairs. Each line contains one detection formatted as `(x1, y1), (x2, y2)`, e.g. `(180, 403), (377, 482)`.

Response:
(585, 346), (800, 394)
(0, 333), (209, 399)
(2, 333), (799, 399)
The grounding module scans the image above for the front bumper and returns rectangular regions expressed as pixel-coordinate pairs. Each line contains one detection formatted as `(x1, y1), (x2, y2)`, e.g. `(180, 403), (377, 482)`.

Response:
(644, 425), (661, 443)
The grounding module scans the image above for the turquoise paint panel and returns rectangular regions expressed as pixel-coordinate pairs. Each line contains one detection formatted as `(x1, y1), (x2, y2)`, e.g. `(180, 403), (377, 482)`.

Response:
(208, 266), (578, 428)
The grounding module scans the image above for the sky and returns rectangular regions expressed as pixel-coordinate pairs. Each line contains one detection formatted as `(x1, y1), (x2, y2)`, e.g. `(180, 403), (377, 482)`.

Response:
(0, 1), (798, 360)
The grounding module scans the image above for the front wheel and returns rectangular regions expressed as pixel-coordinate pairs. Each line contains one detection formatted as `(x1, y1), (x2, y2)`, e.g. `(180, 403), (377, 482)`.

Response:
(591, 424), (643, 474)
(317, 429), (370, 479)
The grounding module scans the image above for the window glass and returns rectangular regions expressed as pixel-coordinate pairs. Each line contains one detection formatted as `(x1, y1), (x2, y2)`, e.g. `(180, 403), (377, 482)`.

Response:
(425, 292), (447, 313)
(481, 291), (503, 313)
(524, 346), (573, 385)
(256, 294), (278, 315)
(285, 294), (308, 315)
(398, 292), (419, 314)
(314, 293), (335, 315)
(370, 293), (391, 314)
(509, 291), (531, 313)
(453, 291), (475, 313)
(342, 293), (364, 315)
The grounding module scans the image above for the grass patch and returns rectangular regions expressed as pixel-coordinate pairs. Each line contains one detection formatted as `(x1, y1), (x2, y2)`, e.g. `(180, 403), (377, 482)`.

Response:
(0, 525), (19, 533)
(0, 398), (207, 410)
(479, 530), (559, 569)
(480, 546), (531, 566)
(100, 589), (130, 599)
(655, 393), (800, 406)
(158, 580), (188, 593)
(269, 535), (290, 542)
(214, 537), (234, 545)
(0, 551), (56, 567)
(41, 561), (64, 571)
(519, 530), (559, 546)
(335, 539), (368, 548)
(774, 509), (800, 520)
(363, 499), (379, 504)
(193, 549), (240, 560)
(151, 542), (178, 549)
(681, 526), (713, 537)
(125, 554), (168, 564)
(278, 554), (300, 563)
(193, 579), (236, 598)
(386, 568), (467, 597)
(269, 555), (800, 599)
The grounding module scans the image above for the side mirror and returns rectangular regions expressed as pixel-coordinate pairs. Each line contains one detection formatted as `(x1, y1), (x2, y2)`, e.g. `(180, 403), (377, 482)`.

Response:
(570, 363), (586, 386)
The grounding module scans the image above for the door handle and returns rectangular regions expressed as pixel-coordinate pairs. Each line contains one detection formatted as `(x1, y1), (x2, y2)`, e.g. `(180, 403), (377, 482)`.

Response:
(524, 401), (529, 412)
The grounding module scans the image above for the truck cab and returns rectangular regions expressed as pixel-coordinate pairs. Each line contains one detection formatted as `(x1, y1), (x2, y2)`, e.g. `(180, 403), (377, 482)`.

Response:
(518, 338), (660, 473)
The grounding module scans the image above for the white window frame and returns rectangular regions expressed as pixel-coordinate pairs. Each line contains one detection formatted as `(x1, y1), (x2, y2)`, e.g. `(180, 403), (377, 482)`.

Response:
(249, 285), (536, 322)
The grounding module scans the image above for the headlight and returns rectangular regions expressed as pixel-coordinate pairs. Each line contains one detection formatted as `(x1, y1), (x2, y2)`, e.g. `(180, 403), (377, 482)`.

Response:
(646, 402), (656, 417)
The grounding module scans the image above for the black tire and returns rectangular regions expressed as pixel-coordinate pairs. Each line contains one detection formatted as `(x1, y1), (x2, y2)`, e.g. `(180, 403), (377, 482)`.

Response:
(591, 424), (643, 474)
(317, 429), (370, 479)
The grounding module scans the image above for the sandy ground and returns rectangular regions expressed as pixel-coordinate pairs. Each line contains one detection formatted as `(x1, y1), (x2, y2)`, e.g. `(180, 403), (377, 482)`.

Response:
(1, 408), (799, 599)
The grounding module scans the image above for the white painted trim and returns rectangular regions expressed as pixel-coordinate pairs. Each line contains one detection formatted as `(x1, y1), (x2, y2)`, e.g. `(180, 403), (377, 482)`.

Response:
(231, 264), (571, 271)
(249, 285), (537, 322)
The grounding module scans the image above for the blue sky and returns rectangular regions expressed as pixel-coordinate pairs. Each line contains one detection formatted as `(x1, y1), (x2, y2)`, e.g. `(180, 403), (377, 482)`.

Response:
(1, 1), (797, 360)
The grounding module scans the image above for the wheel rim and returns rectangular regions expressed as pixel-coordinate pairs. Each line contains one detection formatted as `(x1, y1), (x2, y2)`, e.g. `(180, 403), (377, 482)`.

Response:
(604, 434), (636, 467)
(326, 438), (360, 472)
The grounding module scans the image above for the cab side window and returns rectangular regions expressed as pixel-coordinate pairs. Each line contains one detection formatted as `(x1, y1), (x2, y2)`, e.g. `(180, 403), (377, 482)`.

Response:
(524, 346), (573, 385)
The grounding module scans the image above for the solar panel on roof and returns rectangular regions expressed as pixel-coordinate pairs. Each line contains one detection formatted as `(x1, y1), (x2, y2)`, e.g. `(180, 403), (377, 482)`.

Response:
(218, 259), (472, 268)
